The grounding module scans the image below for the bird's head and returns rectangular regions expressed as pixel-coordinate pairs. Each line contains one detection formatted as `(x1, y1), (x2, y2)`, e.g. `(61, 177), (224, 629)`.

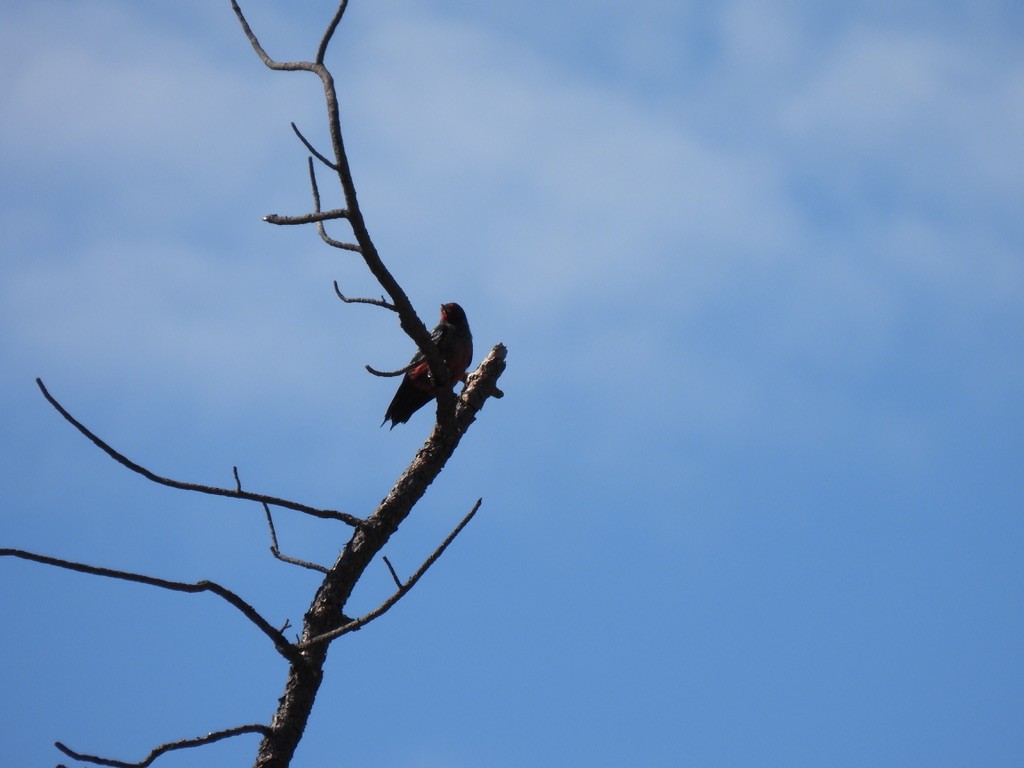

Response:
(440, 302), (468, 328)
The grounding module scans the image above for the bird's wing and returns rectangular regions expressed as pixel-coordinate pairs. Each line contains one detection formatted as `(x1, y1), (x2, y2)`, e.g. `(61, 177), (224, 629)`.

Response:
(406, 321), (449, 365)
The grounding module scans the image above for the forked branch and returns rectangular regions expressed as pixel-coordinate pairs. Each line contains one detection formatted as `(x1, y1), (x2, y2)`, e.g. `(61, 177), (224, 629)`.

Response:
(301, 157), (361, 252)
(230, 0), (449, 390)
(299, 498), (483, 649)
(233, 467), (331, 574)
(229, 0), (318, 73)
(263, 502), (330, 574)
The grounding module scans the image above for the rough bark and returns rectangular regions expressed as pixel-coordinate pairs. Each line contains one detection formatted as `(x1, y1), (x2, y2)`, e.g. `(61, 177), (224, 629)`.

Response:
(253, 345), (506, 767)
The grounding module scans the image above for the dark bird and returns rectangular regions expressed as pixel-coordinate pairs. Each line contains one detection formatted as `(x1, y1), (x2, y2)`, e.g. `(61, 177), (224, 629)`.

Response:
(382, 302), (473, 429)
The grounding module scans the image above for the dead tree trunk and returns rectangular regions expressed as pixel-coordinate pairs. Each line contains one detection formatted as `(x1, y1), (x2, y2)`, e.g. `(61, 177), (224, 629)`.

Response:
(2, 3), (506, 766)
(254, 353), (506, 767)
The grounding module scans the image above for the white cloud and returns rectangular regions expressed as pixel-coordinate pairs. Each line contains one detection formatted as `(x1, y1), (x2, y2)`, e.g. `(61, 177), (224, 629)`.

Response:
(2, 0), (1021, 447)
(343, 9), (802, 315)
(0, 2), (381, 413)
(778, 24), (1024, 203)
(0, 2), (316, 220)
(3, 239), (340, 400)
(779, 31), (963, 154)
(309, 2), (1024, 451)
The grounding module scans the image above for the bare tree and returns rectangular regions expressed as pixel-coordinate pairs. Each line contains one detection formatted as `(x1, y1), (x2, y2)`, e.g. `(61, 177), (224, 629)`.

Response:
(2, 3), (506, 766)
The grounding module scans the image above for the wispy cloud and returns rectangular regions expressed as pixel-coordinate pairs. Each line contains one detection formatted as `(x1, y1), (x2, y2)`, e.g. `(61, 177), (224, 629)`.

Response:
(2, 0), (1021, 443)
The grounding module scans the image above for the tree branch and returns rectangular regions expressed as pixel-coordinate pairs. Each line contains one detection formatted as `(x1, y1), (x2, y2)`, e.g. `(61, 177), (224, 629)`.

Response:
(1, 548), (302, 665)
(55, 723), (270, 768)
(232, 0), (447, 390)
(36, 378), (362, 527)
(333, 281), (396, 311)
(382, 555), (403, 589)
(291, 121), (337, 170)
(298, 498), (483, 649)
(233, 467), (331, 574)
(252, 344), (506, 767)
(227, 6), (511, 764)
(315, 0), (349, 66)
(263, 209), (348, 226)
(263, 502), (329, 574)
(302, 157), (360, 252)
(230, 0), (315, 73)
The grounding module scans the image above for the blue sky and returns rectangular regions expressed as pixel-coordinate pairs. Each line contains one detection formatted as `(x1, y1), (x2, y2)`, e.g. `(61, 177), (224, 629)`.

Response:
(1, 1), (1022, 765)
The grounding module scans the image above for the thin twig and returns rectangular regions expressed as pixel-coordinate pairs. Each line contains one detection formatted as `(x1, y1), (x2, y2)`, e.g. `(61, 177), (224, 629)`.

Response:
(316, 0), (349, 65)
(333, 281), (396, 311)
(291, 121), (338, 170)
(382, 555), (403, 589)
(234, 0), (446, 388)
(265, 504), (330, 574)
(226, 5), (509, 761)
(278, 551), (330, 574)
(1, 548), (301, 664)
(234, 468), (330, 574)
(298, 498), (483, 649)
(318, 229), (361, 252)
(55, 724), (270, 768)
(305, 155), (323, 212)
(304, 157), (360, 252)
(36, 379), (361, 527)
(231, 0), (314, 73)
(264, 209), (348, 225)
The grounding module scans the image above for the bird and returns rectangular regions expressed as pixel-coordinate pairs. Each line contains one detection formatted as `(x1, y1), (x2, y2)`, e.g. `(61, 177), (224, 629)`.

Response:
(382, 302), (473, 429)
